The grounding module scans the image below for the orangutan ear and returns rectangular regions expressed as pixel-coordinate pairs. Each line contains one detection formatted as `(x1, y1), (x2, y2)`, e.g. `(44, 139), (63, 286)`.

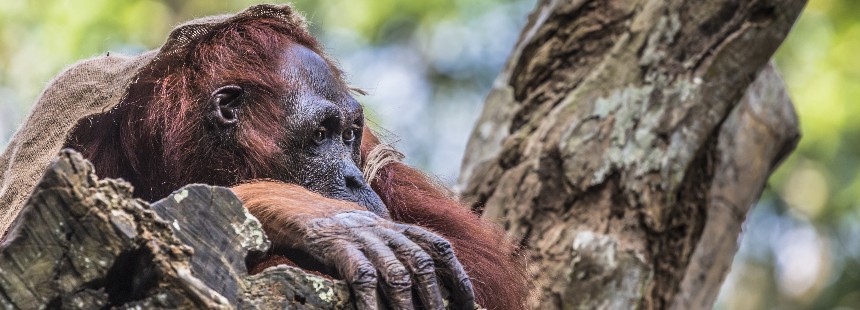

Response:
(209, 85), (244, 126)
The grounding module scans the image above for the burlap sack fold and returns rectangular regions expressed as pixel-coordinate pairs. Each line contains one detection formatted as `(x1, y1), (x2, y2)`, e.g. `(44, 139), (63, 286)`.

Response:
(0, 4), (310, 234)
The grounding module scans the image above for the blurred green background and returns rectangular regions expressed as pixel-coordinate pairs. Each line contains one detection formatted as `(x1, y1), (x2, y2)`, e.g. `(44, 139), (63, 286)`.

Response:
(0, 1), (857, 308)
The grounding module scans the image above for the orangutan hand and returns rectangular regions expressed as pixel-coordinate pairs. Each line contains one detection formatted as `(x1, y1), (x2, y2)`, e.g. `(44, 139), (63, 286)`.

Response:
(232, 182), (476, 309)
(292, 210), (475, 310)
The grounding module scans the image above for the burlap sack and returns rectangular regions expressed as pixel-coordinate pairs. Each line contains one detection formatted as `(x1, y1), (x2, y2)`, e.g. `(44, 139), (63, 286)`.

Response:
(0, 4), (311, 234)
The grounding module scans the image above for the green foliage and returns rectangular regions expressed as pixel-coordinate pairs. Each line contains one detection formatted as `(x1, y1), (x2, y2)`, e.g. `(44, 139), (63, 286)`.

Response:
(717, 1), (860, 309)
(773, 0), (860, 221)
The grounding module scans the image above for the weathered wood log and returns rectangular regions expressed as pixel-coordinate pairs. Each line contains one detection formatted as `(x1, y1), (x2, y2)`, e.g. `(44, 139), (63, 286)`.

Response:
(0, 150), (353, 309)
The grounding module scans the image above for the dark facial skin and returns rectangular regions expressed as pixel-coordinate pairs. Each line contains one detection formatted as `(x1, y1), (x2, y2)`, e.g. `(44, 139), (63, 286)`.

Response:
(210, 44), (389, 218)
(279, 45), (389, 217)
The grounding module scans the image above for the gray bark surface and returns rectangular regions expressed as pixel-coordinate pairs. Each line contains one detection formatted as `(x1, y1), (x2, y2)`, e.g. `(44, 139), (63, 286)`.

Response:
(459, 0), (804, 308)
(0, 150), (353, 309)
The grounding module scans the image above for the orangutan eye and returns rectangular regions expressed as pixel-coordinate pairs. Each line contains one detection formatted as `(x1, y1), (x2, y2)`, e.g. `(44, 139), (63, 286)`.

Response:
(342, 126), (358, 143)
(313, 126), (327, 144)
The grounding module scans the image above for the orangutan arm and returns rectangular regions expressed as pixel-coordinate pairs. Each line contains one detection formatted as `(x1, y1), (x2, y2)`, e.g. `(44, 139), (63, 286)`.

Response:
(231, 181), (475, 310)
(360, 129), (529, 310)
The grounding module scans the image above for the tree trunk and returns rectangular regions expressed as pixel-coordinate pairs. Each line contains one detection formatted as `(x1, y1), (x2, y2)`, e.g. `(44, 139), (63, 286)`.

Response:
(459, 0), (804, 309)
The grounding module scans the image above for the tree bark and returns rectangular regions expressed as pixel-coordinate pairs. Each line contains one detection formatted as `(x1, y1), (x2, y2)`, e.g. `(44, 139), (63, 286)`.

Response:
(0, 150), (354, 309)
(459, 0), (804, 309)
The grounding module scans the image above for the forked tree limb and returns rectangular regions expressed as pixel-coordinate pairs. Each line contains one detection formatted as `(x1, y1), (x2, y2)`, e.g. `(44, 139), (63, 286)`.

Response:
(459, 0), (804, 308)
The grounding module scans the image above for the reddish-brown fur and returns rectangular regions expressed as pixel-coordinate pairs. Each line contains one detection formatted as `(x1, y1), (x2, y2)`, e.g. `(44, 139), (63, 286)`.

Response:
(233, 181), (363, 279)
(65, 17), (527, 309)
(66, 18), (340, 200)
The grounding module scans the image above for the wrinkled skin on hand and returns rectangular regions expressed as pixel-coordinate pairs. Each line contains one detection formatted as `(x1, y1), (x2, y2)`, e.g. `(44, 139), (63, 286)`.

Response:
(232, 182), (475, 310)
(304, 211), (475, 309)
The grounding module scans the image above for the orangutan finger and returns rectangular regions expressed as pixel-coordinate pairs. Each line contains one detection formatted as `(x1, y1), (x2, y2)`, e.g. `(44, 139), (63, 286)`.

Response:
(356, 231), (415, 310)
(374, 228), (444, 310)
(328, 242), (380, 310)
(396, 224), (476, 310)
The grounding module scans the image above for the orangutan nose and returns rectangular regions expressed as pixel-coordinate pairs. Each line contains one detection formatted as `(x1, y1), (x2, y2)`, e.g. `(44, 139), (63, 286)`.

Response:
(342, 160), (390, 219)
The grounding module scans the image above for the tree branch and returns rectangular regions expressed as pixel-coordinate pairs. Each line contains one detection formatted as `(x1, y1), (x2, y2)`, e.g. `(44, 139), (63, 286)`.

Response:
(460, 0), (805, 308)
